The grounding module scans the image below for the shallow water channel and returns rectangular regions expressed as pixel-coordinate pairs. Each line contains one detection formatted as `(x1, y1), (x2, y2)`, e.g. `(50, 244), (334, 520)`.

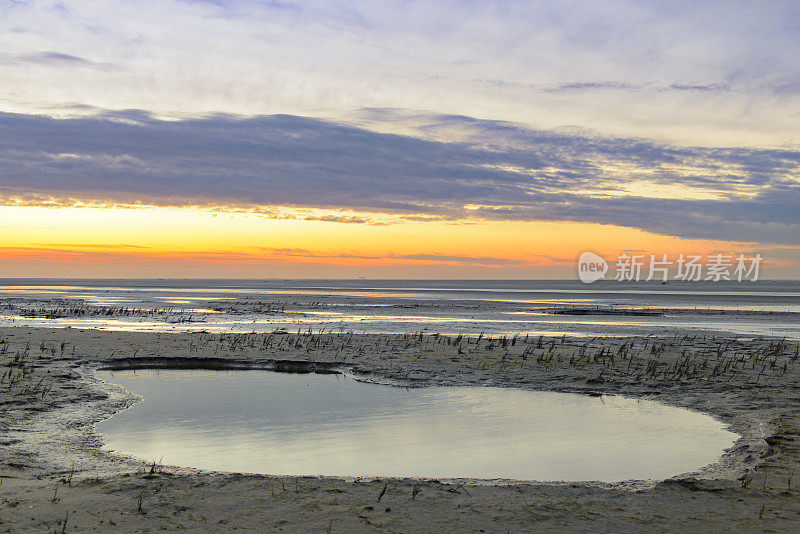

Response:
(96, 369), (738, 481)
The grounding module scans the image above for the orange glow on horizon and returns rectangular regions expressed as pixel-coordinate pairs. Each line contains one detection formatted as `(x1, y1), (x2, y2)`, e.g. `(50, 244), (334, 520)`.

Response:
(2, 204), (791, 278)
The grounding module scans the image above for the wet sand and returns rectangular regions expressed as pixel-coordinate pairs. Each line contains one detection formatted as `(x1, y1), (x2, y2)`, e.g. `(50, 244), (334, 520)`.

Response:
(1, 327), (799, 532)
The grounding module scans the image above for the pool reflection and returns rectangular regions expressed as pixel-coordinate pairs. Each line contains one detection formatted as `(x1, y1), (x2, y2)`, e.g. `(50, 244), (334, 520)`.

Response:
(96, 369), (738, 481)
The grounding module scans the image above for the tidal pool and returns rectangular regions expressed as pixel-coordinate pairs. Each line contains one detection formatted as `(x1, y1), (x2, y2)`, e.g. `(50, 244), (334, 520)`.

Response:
(96, 369), (738, 481)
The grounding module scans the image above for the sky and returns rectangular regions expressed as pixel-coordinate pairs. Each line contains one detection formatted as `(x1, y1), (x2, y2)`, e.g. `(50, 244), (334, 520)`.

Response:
(1, 0), (799, 278)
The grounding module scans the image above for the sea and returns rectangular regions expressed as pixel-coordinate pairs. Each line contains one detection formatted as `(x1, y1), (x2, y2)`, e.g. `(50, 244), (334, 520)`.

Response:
(0, 279), (797, 339)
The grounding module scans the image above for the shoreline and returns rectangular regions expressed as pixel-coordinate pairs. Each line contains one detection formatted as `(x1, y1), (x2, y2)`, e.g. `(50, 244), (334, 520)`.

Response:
(2, 327), (799, 531)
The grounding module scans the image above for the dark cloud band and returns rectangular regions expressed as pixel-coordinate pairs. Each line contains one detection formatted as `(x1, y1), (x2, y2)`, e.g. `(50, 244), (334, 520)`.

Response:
(1, 110), (798, 244)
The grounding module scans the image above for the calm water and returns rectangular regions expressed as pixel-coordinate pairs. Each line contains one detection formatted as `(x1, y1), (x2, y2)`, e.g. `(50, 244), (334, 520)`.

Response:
(96, 369), (738, 481)
(2, 278), (799, 338)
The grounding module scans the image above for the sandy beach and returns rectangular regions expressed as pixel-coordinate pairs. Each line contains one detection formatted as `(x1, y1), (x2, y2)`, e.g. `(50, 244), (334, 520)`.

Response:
(2, 326), (799, 532)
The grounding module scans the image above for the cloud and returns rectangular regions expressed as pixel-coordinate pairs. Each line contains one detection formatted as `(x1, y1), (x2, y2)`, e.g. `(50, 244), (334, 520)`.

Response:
(542, 81), (735, 94)
(0, 244), (539, 269)
(259, 247), (531, 266)
(669, 83), (730, 92)
(0, 51), (117, 70)
(1, 109), (799, 244)
(302, 215), (373, 224)
(1, 1), (800, 145)
(396, 254), (528, 266)
(545, 81), (639, 92)
(259, 247), (382, 260)
(36, 243), (151, 249)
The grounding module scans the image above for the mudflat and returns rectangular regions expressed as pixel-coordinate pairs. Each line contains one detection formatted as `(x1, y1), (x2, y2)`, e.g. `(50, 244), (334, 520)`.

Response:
(1, 327), (799, 532)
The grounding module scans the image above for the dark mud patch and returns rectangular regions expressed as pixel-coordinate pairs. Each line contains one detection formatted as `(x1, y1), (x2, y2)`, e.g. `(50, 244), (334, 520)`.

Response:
(541, 307), (664, 317)
(98, 357), (345, 374)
